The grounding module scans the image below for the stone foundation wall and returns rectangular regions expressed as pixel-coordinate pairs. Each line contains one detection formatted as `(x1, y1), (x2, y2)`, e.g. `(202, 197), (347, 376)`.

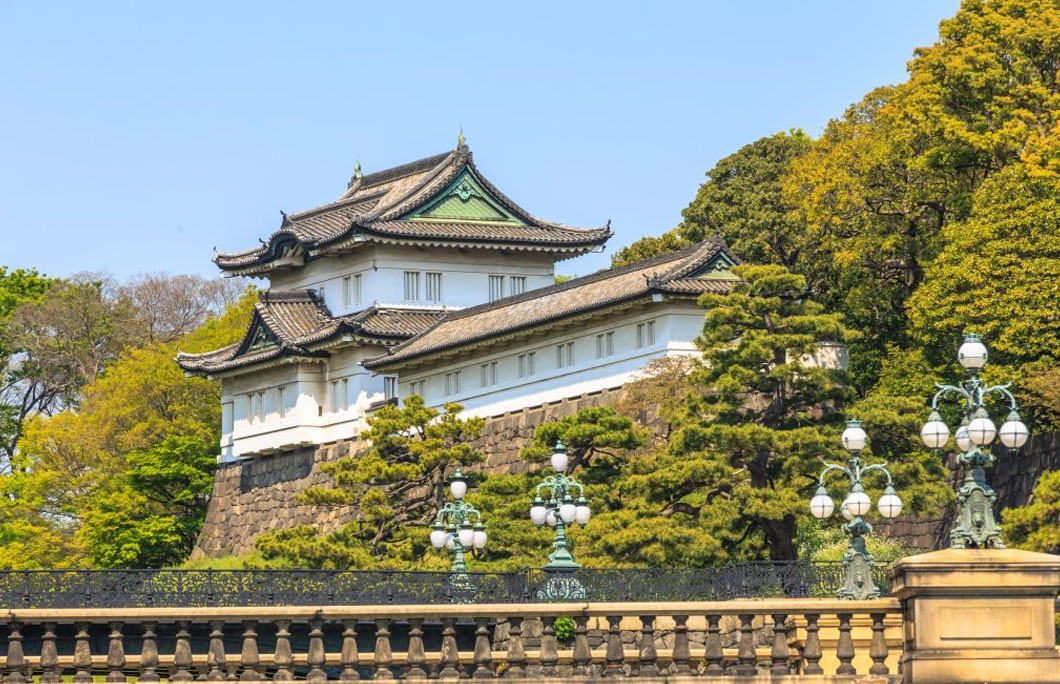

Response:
(193, 386), (648, 558)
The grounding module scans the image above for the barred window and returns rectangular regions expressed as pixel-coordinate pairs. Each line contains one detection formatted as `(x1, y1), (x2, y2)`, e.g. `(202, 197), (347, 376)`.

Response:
(404, 271), (420, 301)
(480, 361), (497, 387)
(557, 341), (574, 368)
(384, 376), (398, 400)
(426, 272), (443, 301)
(637, 321), (656, 348)
(510, 276), (527, 295)
(596, 332), (614, 358)
(445, 371), (462, 396)
(488, 275), (505, 301)
(343, 276), (352, 307)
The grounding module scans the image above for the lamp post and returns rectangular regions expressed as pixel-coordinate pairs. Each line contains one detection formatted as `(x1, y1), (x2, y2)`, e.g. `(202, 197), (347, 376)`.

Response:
(810, 420), (903, 600)
(919, 333), (1030, 549)
(429, 468), (487, 596)
(529, 440), (591, 600)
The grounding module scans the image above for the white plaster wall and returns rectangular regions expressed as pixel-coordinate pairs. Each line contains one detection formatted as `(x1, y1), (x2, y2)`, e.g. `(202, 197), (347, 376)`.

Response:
(267, 244), (556, 314)
(397, 302), (706, 419)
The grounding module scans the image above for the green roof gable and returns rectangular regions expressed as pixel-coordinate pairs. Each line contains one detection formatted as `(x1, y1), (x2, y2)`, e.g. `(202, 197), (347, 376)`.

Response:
(404, 168), (525, 224)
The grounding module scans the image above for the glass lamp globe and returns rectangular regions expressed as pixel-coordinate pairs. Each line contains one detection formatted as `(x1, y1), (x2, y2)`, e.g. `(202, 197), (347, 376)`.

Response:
(472, 525), (487, 549)
(458, 524), (475, 548)
(550, 442), (569, 472)
(840, 502), (854, 522)
(920, 411), (950, 449)
(955, 424), (972, 452)
(844, 485), (871, 517)
(809, 486), (835, 519)
(958, 333), (988, 371)
(546, 509), (558, 527)
(445, 533), (455, 551)
(530, 495), (547, 525)
(967, 409), (997, 446)
(449, 470), (468, 500)
(999, 411), (1030, 449)
(841, 420), (868, 452)
(430, 524), (448, 549)
(877, 486), (903, 519)
(559, 498), (577, 524)
(574, 498), (591, 525)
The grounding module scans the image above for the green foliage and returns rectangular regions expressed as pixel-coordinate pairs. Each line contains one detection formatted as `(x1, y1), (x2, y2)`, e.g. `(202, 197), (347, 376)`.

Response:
(798, 522), (915, 563)
(553, 616), (575, 642)
(256, 398), (486, 568)
(1004, 471), (1060, 553)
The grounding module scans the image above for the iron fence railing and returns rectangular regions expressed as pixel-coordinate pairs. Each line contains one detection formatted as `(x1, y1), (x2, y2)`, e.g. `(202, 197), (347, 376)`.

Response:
(0, 561), (892, 608)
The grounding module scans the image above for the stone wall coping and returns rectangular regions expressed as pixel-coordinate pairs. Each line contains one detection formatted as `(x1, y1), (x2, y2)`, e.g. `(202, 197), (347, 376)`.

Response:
(1, 597), (900, 623)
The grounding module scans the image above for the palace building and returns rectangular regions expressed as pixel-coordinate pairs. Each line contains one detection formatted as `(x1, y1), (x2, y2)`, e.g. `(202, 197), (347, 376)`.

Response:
(178, 141), (740, 461)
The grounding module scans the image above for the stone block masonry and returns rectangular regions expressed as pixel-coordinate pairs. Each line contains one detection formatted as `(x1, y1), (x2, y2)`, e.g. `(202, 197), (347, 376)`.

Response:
(193, 386), (647, 558)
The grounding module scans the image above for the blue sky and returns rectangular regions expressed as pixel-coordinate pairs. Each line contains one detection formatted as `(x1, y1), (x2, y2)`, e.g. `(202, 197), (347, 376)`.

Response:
(0, 1), (960, 280)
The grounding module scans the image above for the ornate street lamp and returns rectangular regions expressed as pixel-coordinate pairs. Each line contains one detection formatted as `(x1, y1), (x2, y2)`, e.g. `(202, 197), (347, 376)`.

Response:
(811, 420), (903, 600)
(920, 333), (1030, 548)
(430, 469), (487, 589)
(529, 440), (592, 600)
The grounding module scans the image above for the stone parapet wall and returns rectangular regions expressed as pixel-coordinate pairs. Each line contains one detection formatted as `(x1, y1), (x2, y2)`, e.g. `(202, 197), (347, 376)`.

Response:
(194, 386), (640, 558)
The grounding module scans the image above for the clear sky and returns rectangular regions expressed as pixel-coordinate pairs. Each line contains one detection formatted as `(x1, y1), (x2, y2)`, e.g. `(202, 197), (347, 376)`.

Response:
(0, 1), (960, 280)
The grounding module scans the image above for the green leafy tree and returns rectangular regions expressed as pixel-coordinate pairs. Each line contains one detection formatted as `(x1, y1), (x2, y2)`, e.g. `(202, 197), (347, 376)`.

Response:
(256, 398), (485, 568)
(1004, 471), (1060, 553)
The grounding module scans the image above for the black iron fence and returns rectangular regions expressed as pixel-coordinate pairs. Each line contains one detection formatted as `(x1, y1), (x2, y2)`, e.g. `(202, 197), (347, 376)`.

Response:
(0, 561), (891, 608)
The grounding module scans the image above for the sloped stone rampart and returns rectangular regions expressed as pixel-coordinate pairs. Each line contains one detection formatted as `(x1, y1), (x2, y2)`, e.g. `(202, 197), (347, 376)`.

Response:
(193, 387), (645, 558)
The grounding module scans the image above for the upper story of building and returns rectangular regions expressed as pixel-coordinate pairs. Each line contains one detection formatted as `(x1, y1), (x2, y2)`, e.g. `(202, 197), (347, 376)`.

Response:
(212, 140), (611, 315)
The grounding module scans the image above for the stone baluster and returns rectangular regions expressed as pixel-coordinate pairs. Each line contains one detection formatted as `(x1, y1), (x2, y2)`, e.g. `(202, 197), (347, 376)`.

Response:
(604, 615), (625, 678)
(869, 613), (889, 675)
(572, 616), (593, 677)
(206, 620), (227, 681)
(439, 617), (462, 679)
(307, 619), (327, 682)
(5, 622), (26, 684)
(638, 615), (658, 677)
(770, 614), (789, 675)
(538, 617), (559, 677)
(172, 621), (194, 682)
(802, 614), (823, 675)
(373, 618), (394, 681)
(704, 614), (724, 676)
(671, 615), (691, 675)
(273, 620), (294, 682)
(735, 614), (757, 676)
(239, 620), (261, 682)
(39, 622), (60, 684)
(140, 622), (160, 683)
(472, 617), (495, 679)
(106, 622), (126, 683)
(836, 613), (855, 675)
(504, 617), (526, 679)
(72, 623), (93, 684)
(340, 619), (362, 682)
(405, 619), (427, 680)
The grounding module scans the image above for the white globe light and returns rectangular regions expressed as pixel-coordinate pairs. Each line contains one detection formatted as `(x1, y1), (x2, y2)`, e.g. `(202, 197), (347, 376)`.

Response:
(958, 334), (988, 370)
(430, 528), (448, 549)
(574, 504), (591, 526)
(450, 479), (467, 500)
(445, 533), (455, 550)
(546, 510), (557, 527)
(877, 488), (903, 519)
(955, 424), (972, 452)
(967, 413), (997, 446)
(920, 412), (950, 449)
(999, 412), (1030, 449)
(844, 488), (871, 517)
(530, 504), (547, 526)
(809, 489), (835, 519)
(841, 421), (868, 452)
(559, 501), (577, 524)
(458, 525), (475, 548)
(472, 529), (488, 549)
(840, 502), (853, 521)
(551, 450), (569, 473)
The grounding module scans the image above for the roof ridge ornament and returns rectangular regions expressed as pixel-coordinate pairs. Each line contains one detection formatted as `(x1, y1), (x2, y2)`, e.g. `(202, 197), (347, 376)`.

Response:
(457, 126), (468, 152)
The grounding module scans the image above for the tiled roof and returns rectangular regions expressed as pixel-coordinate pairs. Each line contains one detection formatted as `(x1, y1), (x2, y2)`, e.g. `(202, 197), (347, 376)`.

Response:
(176, 290), (443, 375)
(215, 145), (611, 272)
(363, 237), (739, 370)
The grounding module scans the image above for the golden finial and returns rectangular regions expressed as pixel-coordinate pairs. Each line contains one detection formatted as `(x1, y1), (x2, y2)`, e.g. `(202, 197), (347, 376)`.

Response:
(354, 159), (362, 180)
(457, 126), (466, 149)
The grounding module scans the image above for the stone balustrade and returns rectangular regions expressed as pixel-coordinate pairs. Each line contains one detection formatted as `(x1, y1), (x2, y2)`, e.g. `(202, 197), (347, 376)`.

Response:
(0, 599), (900, 682)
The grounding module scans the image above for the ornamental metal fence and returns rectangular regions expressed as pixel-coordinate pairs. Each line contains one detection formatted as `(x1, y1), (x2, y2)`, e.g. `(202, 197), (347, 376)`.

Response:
(0, 561), (891, 608)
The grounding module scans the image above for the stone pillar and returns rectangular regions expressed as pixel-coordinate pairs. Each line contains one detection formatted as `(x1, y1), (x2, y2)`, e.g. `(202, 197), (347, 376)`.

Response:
(891, 548), (1060, 684)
